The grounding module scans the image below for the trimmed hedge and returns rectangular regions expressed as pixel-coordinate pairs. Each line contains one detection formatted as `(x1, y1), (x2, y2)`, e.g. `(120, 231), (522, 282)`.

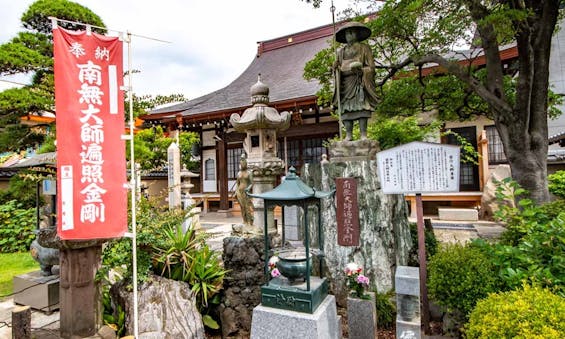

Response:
(465, 285), (565, 338)
(427, 243), (500, 316)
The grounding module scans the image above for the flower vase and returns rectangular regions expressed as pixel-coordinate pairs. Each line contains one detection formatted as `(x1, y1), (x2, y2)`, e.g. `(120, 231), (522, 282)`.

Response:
(347, 291), (377, 339)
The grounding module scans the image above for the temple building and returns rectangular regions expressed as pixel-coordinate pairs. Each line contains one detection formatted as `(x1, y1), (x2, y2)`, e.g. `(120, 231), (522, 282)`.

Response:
(139, 18), (565, 217)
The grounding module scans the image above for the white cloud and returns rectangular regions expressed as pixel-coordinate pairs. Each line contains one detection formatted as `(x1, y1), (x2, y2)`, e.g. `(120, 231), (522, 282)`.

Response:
(0, 0), (353, 99)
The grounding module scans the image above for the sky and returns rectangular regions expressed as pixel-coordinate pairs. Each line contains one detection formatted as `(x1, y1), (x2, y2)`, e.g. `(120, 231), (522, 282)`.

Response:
(0, 0), (356, 100)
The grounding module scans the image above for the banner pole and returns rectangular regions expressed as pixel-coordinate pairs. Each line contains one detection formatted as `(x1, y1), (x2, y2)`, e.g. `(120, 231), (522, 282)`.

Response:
(126, 31), (139, 339)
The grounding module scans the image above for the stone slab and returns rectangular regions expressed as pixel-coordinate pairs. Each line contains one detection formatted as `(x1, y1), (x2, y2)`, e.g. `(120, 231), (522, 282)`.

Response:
(250, 294), (341, 339)
(438, 208), (478, 221)
(13, 270), (60, 312)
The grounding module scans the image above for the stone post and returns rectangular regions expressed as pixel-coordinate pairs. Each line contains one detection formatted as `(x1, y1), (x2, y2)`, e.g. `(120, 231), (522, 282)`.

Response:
(167, 141), (181, 210)
(12, 306), (31, 339)
(395, 266), (421, 339)
(347, 292), (377, 339)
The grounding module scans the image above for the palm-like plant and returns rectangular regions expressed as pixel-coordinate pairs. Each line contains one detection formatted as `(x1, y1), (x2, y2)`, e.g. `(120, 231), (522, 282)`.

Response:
(151, 217), (228, 329)
(152, 223), (203, 281)
(188, 244), (228, 307)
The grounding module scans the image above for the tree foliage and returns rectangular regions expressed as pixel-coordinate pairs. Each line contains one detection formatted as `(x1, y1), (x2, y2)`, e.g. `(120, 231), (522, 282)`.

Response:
(0, 0), (105, 151)
(128, 125), (199, 171)
(0, 1), (187, 153)
(126, 93), (187, 120)
(303, 0), (563, 203)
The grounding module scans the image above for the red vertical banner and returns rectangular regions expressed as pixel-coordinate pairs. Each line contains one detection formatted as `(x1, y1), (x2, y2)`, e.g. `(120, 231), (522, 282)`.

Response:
(54, 27), (127, 240)
(336, 177), (360, 246)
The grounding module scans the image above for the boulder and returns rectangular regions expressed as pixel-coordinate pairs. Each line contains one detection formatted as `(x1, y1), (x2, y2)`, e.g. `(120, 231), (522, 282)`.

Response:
(306, 157), (412, 307)
(111, 275), (204, 339)
(480, 165), (514, 220)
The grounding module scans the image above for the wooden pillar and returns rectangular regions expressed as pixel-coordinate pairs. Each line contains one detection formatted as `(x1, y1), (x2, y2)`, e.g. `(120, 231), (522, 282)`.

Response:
(59, 245), (102, 338)
(217, 133), (229, 212)
(477, 129), (489, 191)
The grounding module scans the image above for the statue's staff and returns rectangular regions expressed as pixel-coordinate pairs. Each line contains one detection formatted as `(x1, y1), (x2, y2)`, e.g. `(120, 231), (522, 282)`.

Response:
(331, 0), (344, 140)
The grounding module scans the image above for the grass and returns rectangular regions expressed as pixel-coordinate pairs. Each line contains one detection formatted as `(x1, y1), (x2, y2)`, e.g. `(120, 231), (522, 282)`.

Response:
(0, 252), (39, 300)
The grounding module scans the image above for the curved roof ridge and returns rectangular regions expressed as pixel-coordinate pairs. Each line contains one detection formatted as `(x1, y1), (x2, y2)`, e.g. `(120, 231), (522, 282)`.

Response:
(257, 22), (335, 55)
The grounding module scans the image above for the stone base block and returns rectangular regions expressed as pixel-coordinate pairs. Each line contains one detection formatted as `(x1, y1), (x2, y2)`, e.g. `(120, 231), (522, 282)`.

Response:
(251, 294), (341, 339)
(347, 293), (377, 339)
(13, 270), (59, 312)
(438, 207), (478, 221)
(396, 319), (421, 339)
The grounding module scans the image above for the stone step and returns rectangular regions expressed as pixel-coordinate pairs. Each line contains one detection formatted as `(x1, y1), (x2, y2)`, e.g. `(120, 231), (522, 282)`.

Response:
(438, 207), (479, 221)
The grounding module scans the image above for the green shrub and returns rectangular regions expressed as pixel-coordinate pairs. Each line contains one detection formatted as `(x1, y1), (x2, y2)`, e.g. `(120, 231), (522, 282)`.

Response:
(0, 173), (41, 209)
(374, 289), (396, 329)
(475, 213), (565, 296)
(494, 178), (557, 245)
(537, 198), (565, 220)
(0, 200), (36, 253)
(465, 285), (565, 339)
(152, 223), (205, 282)
(99, 195), (185, 285)
(427, 243), (500, 316)
(407, 222), (438, 266)
(549, 170), (565, 198)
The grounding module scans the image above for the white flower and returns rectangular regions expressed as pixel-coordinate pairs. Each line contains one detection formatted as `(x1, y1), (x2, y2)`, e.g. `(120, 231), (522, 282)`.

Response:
(268, 256), (279, 270)
(268, 256), (279, 265)
(345, 262), (360, 275)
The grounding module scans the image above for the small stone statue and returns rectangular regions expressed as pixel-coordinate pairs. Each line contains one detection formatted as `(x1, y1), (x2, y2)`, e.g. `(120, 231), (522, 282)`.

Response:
(234, 153), (254, 230)
(333, 21), (380, 141)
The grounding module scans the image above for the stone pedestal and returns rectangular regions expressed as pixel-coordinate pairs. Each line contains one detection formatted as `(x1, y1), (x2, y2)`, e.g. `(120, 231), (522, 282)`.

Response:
(13, 269), (60, 313)
(347, 292), (377, 339)
(250, 295), (341, 339)
(36, 227), (105, 338)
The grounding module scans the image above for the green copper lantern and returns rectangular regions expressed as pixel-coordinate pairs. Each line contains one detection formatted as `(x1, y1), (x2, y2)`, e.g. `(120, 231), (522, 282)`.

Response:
(248, 167), (334, 313)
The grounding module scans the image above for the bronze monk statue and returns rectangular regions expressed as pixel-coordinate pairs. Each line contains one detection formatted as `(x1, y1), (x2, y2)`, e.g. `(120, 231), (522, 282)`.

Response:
(333, 21), (379, 141)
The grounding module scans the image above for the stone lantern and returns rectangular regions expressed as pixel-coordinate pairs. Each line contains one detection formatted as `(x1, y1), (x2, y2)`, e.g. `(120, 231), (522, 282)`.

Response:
(180, 165), (200, 231)
(230, 75), (291, 233)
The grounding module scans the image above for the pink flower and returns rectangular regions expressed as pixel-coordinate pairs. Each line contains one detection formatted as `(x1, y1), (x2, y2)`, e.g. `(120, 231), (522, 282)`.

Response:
(356, 274), (369, 286)
(271, 268), (281, 278)
(344, 262), (370, 298)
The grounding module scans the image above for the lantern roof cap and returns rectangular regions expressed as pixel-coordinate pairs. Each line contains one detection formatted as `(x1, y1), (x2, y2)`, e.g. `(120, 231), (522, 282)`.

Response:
(248, 167), (334, 201)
